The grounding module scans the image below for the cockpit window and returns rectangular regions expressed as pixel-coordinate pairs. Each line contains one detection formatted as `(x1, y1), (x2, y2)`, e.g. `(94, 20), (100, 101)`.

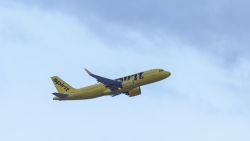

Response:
(159, 69), (164, 72)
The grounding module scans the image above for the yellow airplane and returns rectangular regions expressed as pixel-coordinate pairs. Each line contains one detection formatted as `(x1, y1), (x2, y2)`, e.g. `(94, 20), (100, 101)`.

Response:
(51, 69), (171, 100)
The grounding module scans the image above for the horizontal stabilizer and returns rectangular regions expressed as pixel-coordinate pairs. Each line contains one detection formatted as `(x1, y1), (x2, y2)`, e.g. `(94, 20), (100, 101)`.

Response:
(52, 93), (69, 98)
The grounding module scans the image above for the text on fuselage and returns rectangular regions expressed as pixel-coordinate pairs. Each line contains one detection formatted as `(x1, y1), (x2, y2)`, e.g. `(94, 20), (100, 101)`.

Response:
(116, 72), (144, 82)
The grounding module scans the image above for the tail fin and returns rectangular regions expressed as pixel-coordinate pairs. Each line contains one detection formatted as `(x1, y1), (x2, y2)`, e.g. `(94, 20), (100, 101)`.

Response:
(51, 76), (76, 94)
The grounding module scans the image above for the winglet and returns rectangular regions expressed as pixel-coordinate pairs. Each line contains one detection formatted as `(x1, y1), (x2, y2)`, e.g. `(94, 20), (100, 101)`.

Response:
(85, 68), (92, 75)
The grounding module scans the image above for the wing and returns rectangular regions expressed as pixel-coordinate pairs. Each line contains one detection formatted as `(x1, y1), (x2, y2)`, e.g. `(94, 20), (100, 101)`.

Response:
(85, 68), (122, 91)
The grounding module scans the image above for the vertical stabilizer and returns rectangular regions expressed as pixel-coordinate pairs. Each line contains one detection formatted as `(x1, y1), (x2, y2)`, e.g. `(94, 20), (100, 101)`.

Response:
(51, 76), (76, 94)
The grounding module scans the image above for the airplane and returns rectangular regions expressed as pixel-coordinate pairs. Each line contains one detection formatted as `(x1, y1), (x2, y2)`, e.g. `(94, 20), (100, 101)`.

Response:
(51, 68), (171, 100)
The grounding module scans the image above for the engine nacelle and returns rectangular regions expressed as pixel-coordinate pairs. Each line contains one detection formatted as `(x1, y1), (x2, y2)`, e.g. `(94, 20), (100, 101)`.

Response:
(127, 87), (141, 97)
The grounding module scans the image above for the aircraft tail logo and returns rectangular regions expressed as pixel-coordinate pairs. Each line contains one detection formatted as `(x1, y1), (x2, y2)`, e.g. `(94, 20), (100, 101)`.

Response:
(51, 76), (76, 94)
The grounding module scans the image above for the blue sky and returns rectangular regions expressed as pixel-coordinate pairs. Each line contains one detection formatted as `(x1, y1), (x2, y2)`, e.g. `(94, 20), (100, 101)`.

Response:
(1, 0), (250, 141)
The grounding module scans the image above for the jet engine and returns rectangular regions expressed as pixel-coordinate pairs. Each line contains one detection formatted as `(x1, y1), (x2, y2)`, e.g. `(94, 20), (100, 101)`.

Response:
(126, 87), (141, 97)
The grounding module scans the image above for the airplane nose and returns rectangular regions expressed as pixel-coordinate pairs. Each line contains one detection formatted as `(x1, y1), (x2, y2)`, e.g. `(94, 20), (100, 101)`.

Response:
(164, 71), (171, 78)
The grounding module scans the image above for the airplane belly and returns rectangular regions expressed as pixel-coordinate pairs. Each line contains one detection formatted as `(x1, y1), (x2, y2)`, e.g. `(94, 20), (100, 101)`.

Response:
(72, 87), (107, 100)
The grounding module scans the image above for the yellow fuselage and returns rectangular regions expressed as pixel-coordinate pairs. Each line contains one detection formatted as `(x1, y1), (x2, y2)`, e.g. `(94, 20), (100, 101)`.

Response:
(53, 69), (170, 100)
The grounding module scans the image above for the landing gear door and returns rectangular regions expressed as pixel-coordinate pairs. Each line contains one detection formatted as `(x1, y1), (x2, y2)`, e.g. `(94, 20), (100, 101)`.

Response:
(132, 79), (136, 87)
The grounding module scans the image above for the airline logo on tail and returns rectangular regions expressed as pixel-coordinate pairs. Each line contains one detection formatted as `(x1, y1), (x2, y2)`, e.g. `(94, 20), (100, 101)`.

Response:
(53, 78), (70, 92)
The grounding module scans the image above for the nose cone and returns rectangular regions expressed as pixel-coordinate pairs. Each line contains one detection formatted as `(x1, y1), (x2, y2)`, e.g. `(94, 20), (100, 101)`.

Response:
(163, 71), (171, 78)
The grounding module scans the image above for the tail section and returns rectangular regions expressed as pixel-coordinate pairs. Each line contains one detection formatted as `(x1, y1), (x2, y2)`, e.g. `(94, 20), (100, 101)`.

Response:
(51, 76), (76, 94)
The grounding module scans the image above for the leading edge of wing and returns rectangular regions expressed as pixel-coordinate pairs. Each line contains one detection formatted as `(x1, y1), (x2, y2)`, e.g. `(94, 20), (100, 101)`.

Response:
(84, 68), (122, 90)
